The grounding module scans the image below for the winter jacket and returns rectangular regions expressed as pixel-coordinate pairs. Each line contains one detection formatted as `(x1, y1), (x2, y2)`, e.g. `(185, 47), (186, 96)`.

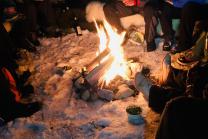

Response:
(134, 0), (149, 7)
(148, 64), (208, 113)
(0, 0), (16, 7)
(0, 67), (21, 103)
(173, 0), (208, 8)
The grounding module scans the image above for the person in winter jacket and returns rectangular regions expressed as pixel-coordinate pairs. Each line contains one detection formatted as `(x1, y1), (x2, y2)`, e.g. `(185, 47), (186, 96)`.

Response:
(171, 1), (208, 54)
(0, 23), (42, 125)
(0, 0), (38, 52)
(103, 0), (147, 33)
(0, 66), (42, 125)
(134, 57), (208, 138)
(23, 0), (61, 42)
(103, 0), (179, 51)
(143, 0), (208, 52)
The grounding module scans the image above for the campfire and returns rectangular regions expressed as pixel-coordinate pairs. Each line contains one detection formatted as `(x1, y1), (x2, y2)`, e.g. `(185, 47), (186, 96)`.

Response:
(73, 20), (141, 101)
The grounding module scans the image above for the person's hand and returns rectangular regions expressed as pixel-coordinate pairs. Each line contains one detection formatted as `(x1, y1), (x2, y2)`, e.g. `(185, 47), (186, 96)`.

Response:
(122, 0), (135, 6)
(4, 7), (17, 15)
(166, 0), (173, 5)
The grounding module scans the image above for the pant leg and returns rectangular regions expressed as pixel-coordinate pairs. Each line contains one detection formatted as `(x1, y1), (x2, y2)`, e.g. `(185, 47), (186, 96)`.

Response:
(156, 96), (208, 139)
(36, 0), (56, 29)
(0, 101), (41, 123)
(143, 2), (159, 44)
(148, 85), (183, 113)
(178, 2), (208, 49)
(103, 1), (134, 32)
(159, 1), (181, 42)
(23, 0), (37, 33)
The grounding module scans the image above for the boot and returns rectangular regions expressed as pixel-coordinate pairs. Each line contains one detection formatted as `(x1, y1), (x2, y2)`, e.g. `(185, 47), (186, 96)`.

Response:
(147, 41), (156, 52)
(134, 72), (153, 100)
(2, 101), (42, 123)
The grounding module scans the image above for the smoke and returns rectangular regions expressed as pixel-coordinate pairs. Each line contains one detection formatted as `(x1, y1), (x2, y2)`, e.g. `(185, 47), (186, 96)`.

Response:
(85, 1), (106, 23)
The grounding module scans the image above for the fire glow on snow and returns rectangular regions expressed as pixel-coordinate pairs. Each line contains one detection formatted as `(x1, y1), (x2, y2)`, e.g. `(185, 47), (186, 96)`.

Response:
(0, 28), (167, 138)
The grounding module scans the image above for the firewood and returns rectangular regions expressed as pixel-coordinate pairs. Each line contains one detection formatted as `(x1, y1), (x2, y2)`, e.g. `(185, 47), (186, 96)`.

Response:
(86, 48), (110, 72)
(85, 56), (114, 86)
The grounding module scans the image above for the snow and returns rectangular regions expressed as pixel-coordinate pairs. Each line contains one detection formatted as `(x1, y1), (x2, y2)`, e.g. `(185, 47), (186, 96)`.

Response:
(0, 29), (167, 139)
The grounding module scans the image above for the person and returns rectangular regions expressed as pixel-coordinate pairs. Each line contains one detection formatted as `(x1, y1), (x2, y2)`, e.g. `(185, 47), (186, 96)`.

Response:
(143, 0), (180, 51)
(0, 0), (17, 22)
(0, 21), (19, 68)
(0, 22), (42, 125)
(171, 1), (208, 54)
(1, 0), (38, 52)
(134, 61), (208, 138)
(0, 65), (42, 125)
(103, 0), (146, 33)
(143, 0), (208, 52)
(23, 0), (62, 45)
(103, 0), (180, 51)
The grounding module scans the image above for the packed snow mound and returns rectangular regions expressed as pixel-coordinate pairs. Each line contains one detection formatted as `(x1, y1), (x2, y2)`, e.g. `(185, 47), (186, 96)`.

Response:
(0, 30), (167, 139)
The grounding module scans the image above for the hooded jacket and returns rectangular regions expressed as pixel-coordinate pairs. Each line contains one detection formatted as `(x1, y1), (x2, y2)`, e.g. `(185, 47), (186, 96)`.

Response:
(173, 0), (208, 8)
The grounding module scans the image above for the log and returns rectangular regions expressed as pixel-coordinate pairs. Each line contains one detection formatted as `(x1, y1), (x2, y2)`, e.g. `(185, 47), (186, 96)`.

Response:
(86, 48), (110, 72)
(85, 56), (114, 86)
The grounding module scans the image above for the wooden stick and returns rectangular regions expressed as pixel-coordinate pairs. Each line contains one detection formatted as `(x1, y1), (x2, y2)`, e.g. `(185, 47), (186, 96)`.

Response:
(86, 48), (110, 72)
(86, 56), (114, 86)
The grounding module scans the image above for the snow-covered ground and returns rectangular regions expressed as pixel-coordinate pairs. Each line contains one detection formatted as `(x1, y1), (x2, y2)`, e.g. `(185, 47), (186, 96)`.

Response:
(0, 30), (167, 139)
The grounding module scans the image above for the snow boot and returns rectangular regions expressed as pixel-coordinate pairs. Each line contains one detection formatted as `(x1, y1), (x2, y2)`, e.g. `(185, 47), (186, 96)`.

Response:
(147, 41), (156, 52)
(134, 72), (153, 100)
(2, 101), (42, 123)
(0, 117), (5, 127)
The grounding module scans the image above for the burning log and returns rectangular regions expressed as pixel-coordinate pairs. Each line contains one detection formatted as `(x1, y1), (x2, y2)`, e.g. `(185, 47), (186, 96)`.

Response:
(85, 55), (114, 86)
(72, 55), (114, 101)
(86, 48), (110, 72)
(73, 19), (132, 101)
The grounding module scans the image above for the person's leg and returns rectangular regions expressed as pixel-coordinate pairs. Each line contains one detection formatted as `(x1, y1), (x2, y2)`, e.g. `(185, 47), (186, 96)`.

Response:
(0, 101), (42, 123)
(173, 2), (208, 53)
(159, 1), (181, 50)
(37, 0), (63, 37)
(148, 85), (183, 113)
(134, 71), (183, 113)
(143, 2), (158, 51)
(103, 1), (134, 33)
(23, 0), (40, 46)
(37, 0), (56, 29)
(23, 0), (37, 33)
(156, 96), (208, 139)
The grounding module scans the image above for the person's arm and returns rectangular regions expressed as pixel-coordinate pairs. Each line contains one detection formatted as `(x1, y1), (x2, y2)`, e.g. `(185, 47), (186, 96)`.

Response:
(166, 0), (173, 5)
(122, 0), (135, 6)
(122, 0), (149, 9)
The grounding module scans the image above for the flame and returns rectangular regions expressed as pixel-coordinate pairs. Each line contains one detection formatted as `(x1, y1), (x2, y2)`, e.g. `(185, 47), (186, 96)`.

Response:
(95, 20), (129, 85)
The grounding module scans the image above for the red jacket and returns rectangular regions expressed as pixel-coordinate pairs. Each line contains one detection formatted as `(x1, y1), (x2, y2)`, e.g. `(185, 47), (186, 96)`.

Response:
(134, 0), (147, 7)
(1, 67), (20, 102)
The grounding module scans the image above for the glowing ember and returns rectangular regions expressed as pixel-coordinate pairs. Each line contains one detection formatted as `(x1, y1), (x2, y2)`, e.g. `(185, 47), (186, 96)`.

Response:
(95, 20), (129, 85)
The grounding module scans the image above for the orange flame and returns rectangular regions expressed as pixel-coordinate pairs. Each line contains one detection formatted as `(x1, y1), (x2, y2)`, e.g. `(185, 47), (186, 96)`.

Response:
(95, 20), (129, 85)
